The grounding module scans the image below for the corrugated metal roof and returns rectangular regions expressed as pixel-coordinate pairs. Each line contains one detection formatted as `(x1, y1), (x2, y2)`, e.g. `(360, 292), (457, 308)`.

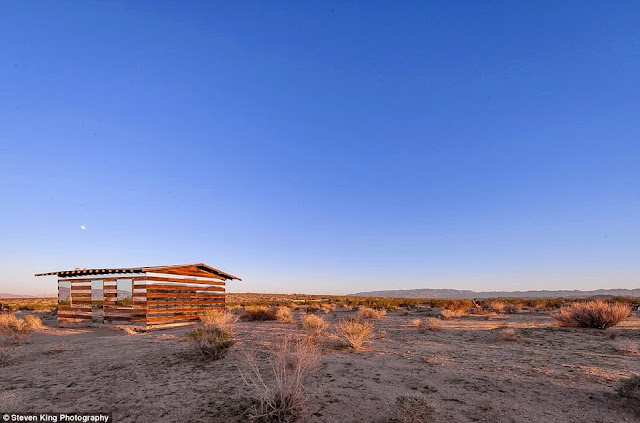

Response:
(34, 263), (241, 280)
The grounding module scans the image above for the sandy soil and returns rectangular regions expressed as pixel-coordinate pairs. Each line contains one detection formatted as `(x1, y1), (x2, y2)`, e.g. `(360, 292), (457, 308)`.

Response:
(1, 309), (639, 422)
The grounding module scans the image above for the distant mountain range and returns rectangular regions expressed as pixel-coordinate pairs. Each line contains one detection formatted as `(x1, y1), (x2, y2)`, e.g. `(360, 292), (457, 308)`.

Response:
(351, 288), (640, 299)
(0, 293), (35, 298)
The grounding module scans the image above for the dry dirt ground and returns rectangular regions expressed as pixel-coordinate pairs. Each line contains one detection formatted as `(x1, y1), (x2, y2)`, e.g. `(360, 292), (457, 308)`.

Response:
(1, 309), (639, 422)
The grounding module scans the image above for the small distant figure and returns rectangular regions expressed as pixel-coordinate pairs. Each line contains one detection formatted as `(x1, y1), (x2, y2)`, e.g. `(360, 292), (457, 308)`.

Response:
(472, 298), (481, 310)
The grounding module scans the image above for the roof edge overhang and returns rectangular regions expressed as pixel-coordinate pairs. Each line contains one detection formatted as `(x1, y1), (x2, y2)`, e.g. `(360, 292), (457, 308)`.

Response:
(35, 263), (241, 281)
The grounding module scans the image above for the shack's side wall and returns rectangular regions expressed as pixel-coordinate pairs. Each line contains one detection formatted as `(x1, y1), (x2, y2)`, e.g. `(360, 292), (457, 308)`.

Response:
(141, 274), (226, 326)
(58, 278), (95, 324)
(57, 273), (226, 327)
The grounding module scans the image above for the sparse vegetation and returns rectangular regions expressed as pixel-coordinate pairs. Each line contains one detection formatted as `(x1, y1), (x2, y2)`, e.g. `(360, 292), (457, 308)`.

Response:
(334, 318), (374, 350)
(200, 309), (238, 326)
(617, 342), (640, 357)
(439, 309), (465, 320)
(554, 300), (631, 329)
(357, 306), (386, 320)
(300, 314), (328, 338)
(0, 351), (11, 367)
(187, 310), (236, 359)
(503, 303), (519, 314)
(0, 313), (42, 344)
(395, 394), (435, 422)
(499, 328), (517, 341)
(275, 307), (293, 323)
(616, 374), (640, 400)
(241, 306), (277, 321)
(412, 317), (442, 332)
(241, 335), (321, 422)
(486, 301), (506, 313)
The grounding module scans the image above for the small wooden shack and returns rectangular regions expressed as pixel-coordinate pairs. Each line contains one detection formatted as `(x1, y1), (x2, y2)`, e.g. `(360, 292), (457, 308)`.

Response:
(35, 263), (241, 328)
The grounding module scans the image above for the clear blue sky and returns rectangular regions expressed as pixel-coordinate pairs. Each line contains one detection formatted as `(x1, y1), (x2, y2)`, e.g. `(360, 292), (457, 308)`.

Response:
(1, 1), (639, 296)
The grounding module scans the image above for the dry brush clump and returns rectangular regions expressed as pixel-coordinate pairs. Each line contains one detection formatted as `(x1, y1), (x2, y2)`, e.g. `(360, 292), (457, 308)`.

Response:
(412, 317), (442, 332)
(394, 394), (436, 423)
(0, 313), (42, 344)
(187, 310), (236, 359)
(503, 303), (519, 314)
(616, 341), (640, 357)
(357, 307), (386, 320)
(439, 299), (472, 319)
(241, 335), (321, 422)
(554, 300), (631, 329)
(242, 306), (278, 321)
(300, 314), (328, 339)
(275, 307), (293, 323)
(499, 328), (517, 342)
(334, 318), (375, 350)
(616, 374), (640, 401)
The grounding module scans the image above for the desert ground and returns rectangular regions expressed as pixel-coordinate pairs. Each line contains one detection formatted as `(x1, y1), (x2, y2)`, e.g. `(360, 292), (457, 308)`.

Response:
(1, 301), (639, 423)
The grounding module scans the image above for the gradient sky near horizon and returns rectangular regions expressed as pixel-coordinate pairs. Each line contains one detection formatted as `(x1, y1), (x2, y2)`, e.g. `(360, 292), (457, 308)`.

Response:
(1, 1), (639, 296)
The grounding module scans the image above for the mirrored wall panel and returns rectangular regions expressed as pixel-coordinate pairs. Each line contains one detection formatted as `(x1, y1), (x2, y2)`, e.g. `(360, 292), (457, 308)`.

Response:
(116, 278), (133, 307)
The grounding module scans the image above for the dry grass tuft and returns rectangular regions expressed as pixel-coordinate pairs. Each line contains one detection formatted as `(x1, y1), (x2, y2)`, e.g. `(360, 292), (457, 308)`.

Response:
(357, 307), (386, 320)
(412, 317), (442, 332)
(554, 300), (631, 329)
(201, 309), (238, 326)
(23, 314), (43, 329)
(275, 307), (293, 323)
(0, 313), (41, 344)
(0, 351), (11, 367)
(439, 309), (466, 320)
(616, 374), (640, 400)
(395, 394), (436, 422)
(616, 342), (640, 357)
(241, 335), (321, 422)
(499, 328), (517, 342)
(242, 306), (278, 321)
(187, 310), (236, 359)
(319, 303), (337, 314)
(334, 318), (375, 350)
(301, 314), (328, 339)
(486, 301), (506, 313)
(43, 342), (68, 355)
(503, 303), (519, 314)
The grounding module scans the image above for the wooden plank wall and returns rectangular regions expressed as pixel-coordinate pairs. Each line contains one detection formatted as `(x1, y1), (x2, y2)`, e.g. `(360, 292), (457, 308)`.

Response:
(142, 276), (226, 326)
(58, 279), (94, 326)
(57, 275), (226, 327)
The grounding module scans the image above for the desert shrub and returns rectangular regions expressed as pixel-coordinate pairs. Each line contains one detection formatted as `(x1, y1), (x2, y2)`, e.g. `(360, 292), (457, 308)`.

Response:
(187, 310), (236, 359)
(486, 301), (506, 313)
(275, 307), (293, 323)
(23, 315), (43, 329)
(395, 394), (435, 423)
(334, 318), (374, 350)
(0, 313), (38, 344)
(0, 351), (11, 367)
(445, 299), (472, 312)
(200, 309), (238, 327)
(554, 300), (631, 329)
(503, 303), (519, 314)
(43, 342), (68, 355)
(413, 317), (442, 332)
(616, 374), (640, 400)
(499, 328), (517, 341)
(301, 314), (328, 338)
(187, 326), (234, 359)
(439, 309), (466, 320)
(357, 307), (386, 320)
(242, 306), (277, 321)
(617, 342), (640, 357)
(241, 335), (321, 422)
(319, 303), (336, 314)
